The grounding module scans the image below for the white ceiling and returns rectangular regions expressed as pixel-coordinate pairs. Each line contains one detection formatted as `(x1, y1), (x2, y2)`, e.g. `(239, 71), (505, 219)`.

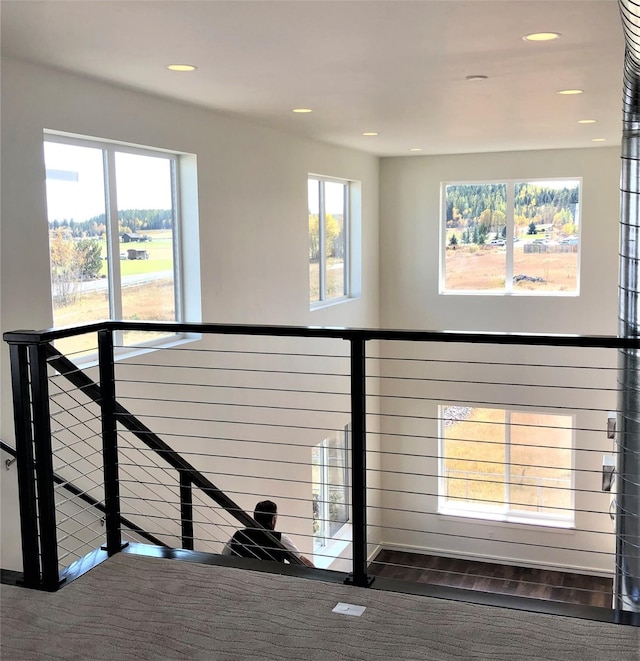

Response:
(0, 0), (626, 157)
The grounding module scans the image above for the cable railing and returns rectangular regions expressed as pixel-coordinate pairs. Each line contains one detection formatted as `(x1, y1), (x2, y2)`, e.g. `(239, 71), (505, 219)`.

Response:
(0, 439), (168, 556)
(3, 321), (639, 625)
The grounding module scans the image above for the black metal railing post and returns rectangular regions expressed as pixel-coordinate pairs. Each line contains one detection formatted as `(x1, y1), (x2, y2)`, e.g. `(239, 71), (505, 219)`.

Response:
(98, 329), (124, 555)
(346, 333), (373, 587)
(180, 472), (194, 550)
(9, 343), (41, 588)
(28, 342), (60, 590)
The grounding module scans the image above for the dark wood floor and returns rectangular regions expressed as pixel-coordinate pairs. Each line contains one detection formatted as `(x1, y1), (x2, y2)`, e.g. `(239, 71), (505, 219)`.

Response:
(369, 549), (613, 608)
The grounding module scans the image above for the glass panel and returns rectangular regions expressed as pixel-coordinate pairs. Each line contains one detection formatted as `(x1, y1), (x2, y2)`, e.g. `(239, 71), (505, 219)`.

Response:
(308, 179), (320, 304)
(443, 407), (506, 509)
(311, 444), (324, 550)
(510, 412), (573, 518)
(44, 142), (110, 358)
(444, 184), (507, 291)
(115, 152), (176, 346)
(324, 181), (346, 300)
(326, 429), (349, 536)
(513, 180), (580, 292)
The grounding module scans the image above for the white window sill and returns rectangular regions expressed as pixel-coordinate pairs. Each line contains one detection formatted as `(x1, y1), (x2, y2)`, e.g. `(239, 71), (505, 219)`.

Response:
(310, 296), (355, 311)
(438, 505), (574, 531)
(439, 289), (579, 297)
(313, 523), (352, 569)
(64, 332), (202, 370)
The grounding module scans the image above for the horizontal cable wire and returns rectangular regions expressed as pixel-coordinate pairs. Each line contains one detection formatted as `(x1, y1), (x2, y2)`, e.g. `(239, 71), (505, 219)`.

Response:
(365, 429), (626, 452)
(365, 521), (616, 557)
(367, 354), (622, 371)
(117, 345), (348, 360)
(116, 412), (345, 434)
(368, 398), (625, 417)
(371, 372), (620, 394)
(115, 396), (349, 417)
(116, 363), (348, 379)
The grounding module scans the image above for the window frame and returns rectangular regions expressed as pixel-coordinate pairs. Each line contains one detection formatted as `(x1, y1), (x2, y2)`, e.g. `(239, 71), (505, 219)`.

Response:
(438, 404), (576, 528)
(43, 131), (191, 357)
(439, 177), (582, 296)
(308, 175), (351, 308)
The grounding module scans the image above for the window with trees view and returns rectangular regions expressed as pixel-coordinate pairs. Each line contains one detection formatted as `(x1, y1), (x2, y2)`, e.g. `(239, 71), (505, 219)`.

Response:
(440, 406), (574, 526)
(309, 176), (349, 305)
(44, 135), (184, 357)
(442, 179), (581, 294)
(312, 426), (350, 550)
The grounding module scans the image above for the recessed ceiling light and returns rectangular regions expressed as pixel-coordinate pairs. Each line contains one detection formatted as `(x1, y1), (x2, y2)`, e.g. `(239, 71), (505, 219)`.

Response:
(523, 32), (562, 42)
(362, 132), (378, 136)
(557, 89), (583, 95)
(409, 148), (423, 152)
(592, 138), (606, 142)
(465, 75), (488, 81)
(292, 108), (313, 113)
(577, 119), (597, 124)
(166, 64), (197, 72)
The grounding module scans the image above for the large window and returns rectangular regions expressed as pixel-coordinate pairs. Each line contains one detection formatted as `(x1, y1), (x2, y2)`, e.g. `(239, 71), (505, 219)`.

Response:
(308, 176), (349, 305)
(312, 426), (350, 550)
(439, 406), (574, 526)
(44, 134), (187, 356)
(442, 179), (581, 294)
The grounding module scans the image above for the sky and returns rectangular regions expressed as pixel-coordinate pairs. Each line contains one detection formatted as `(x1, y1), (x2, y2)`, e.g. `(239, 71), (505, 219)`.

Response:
(308, 178), (347, 216)
(44, 141), (173, 223)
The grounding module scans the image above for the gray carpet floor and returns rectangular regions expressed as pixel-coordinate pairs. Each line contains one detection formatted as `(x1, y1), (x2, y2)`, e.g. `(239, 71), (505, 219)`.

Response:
(1, 553), (638, 660)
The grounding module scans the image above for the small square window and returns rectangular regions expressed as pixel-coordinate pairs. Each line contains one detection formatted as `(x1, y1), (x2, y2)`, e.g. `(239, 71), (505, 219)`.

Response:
(442, 179), (581, 294)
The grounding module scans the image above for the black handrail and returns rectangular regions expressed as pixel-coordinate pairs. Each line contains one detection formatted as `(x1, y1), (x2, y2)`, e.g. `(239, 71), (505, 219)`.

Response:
(44, 344), (302, 565)
(0, 439), (168, 549)
(4, 319), (640, 350)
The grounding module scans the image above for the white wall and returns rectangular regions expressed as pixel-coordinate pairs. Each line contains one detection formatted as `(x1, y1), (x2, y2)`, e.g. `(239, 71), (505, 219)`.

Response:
(376, 148), (622, 574)
(379, 147), (620, 334)
(0, 57), (380, 571)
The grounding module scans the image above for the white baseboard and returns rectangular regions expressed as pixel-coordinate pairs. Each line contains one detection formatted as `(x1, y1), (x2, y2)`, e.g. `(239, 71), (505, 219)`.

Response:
(378, 541), (613, 578)
(367, 542), (381, 564)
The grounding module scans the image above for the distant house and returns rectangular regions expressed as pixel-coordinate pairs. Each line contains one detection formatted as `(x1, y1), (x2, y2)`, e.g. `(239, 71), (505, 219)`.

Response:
(127, 249), (149, 260)
(121, 232), (143, 243)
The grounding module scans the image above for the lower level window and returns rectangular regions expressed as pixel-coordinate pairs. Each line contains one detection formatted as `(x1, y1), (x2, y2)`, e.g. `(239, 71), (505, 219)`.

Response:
(312, 425), (350, 550)
(439, 406), (574, 525)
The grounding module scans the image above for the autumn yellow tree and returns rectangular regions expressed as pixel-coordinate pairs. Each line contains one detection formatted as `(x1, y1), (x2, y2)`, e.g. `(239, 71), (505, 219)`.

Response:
(49, 229), (101, 305)
(309, 213), (343, 259)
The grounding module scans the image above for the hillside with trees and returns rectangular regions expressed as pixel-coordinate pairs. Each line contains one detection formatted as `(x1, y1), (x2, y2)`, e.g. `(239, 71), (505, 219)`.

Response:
(48, 208), (173, 238)
(445, 183), (579, 243)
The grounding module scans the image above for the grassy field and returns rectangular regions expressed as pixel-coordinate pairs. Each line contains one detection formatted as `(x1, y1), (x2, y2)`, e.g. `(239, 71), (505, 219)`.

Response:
(98, 229), (174, 277)
(443, 408), (572, 516)
(309, 259), (345, 303)
(53, 278), (175, 358)
(445, 244), (578, 291)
